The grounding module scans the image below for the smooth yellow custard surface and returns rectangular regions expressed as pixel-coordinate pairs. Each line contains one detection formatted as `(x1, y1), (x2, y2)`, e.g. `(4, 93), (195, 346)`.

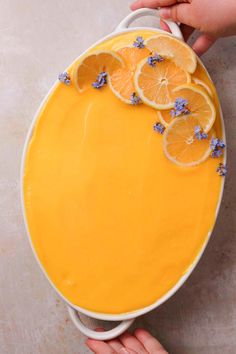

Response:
(23, 31), (224, 314)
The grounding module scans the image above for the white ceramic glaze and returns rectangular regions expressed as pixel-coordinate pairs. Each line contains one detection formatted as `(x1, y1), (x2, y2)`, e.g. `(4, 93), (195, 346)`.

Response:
(115, 8), (183, 40)
(21, 8), (226, 340)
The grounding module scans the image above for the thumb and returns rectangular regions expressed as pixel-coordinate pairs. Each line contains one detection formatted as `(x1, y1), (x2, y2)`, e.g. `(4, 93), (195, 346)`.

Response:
(192, 34), (216, 56)
(160, 4), (195, 28)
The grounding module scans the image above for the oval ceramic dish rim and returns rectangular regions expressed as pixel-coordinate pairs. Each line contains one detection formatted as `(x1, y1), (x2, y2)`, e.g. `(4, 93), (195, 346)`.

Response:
(20, 11), (226, 326)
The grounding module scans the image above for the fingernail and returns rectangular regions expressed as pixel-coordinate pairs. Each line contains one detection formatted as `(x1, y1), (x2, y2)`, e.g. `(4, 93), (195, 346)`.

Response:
(160, 7), (171, 19)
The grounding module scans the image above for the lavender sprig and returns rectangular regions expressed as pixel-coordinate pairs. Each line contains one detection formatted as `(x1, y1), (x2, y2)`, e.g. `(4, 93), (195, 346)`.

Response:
(210, 138), (225, 151)
(153, 122), (165, 134)
(170, 97), (190, 117)
(194, 126), (208, 140)
(133, 36), (145, 49)
(130, 92), (142, 105)
(211, 149), (223, 158)
(210, 137), (226, 158)
(216, 163), (227, 176)
(58, 71), (71, 85)
(147, 53), (164, 67)
(92, 72), (107, 89)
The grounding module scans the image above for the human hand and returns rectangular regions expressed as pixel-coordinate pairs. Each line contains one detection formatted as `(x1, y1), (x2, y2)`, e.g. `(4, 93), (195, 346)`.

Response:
(86, 328), (168, 353)
(130, 0), (236, 56)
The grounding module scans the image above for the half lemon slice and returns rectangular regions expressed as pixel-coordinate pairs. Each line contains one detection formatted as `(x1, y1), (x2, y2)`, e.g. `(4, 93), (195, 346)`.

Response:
(73, 51), (124, 92)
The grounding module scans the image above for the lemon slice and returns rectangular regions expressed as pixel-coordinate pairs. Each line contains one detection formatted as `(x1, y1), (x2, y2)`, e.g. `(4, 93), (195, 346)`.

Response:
(73, 51), (124, 92)
(108, 46), (150, 104)
(134, 58), (191, 110)
(157, 83), (215, 128)
(145, 34), (197, 74)
(192, 77), (213, 98)
(163, 116), (212, 167)
(173, 84), (216, 132)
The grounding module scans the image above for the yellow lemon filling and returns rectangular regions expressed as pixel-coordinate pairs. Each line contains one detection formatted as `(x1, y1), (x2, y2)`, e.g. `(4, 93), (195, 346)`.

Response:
(23, 31), (224, 314)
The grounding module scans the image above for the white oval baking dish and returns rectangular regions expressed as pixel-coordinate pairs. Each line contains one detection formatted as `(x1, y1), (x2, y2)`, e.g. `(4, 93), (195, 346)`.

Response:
(21, 8), (226, 340)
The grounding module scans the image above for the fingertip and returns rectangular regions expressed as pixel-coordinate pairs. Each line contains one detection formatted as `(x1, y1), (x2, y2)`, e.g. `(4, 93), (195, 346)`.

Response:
(85, 338), (94, 347)
(134, 328), (148, 336)
(160, 19), (171, 33)
(134, 328), (167, 352)
(192, 34), (215, 56)
(118, 331), (132, 341)
(130, 1), (140, 11)
(192, 46), (205, 57)
(134, 328), (157, 342)
(160, 7), (171, 20)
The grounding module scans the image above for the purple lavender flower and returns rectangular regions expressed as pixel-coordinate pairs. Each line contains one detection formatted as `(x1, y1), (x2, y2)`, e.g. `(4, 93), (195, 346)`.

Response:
(211, 149), (223, 158)
(216, 163), (227, 176)
(92, 72), (107, 89)
(153, 122), (165, 134)
(210, 137), (226, 158)
(58, 71), (71, 85)
(210, 138), (219, 151)
(130, 92), (142, 105)
(194, 126), (208, 140)
(194, 125), (201, 135)
(201, 132), (208, 139)
(147, 53), (164, 67)
(175, 98), (188, 111)
(133, 36), (145, 49)
(210, 138), (226, 150)
(217, 139), (226, 149)
(170, 97), (190, 117)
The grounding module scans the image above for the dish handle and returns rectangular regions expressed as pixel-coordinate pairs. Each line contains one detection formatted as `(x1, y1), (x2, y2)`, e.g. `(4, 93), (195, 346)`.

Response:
(115, 8), (183, 41)
(68, 306), (135, 340)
